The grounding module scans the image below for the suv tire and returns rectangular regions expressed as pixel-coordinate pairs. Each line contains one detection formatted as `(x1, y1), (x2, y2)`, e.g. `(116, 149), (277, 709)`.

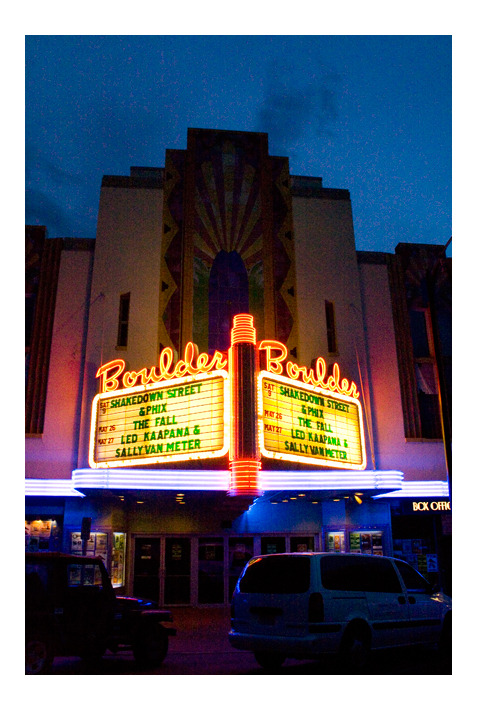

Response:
(79, 629), (108, 664)
(25, 638), (53, 675)
(253, 652), (286, 670)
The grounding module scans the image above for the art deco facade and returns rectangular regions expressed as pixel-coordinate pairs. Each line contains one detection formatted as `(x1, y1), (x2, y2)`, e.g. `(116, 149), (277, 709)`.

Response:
(25, 128), (451, 603)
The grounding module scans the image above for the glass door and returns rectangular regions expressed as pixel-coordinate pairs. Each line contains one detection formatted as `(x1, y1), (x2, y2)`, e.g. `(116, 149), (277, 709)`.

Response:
(228, 537), (254, 600)
(260, 537), (286, 555)
(164, 538), (191, 605)
(198, 537), (224, 604)
(290, 536), (315, 552)
(133, 537), (161, 601)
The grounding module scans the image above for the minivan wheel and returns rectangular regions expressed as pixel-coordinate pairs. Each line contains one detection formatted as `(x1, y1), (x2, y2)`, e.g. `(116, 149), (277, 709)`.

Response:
(339, 626), (370, 672)
(254, 652), (286, 670)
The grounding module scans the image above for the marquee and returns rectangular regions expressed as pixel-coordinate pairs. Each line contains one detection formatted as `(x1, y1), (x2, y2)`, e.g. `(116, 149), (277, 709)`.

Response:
(89, 314), (367, 493)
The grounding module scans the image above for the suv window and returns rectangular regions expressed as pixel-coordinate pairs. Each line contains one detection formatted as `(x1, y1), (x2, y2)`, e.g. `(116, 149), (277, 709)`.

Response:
(320, 555), (402, 593)
(395, 560), (432, 594)
(239, 556), (310, 593)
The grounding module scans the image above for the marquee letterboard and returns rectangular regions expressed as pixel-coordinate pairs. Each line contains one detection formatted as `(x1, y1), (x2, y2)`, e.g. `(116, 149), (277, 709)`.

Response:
(258, 372), (366, 469)
(89, 371), (229, 468)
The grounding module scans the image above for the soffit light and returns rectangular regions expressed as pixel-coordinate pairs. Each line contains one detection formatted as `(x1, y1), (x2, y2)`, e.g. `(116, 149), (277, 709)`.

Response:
(71, 468), (404, 492)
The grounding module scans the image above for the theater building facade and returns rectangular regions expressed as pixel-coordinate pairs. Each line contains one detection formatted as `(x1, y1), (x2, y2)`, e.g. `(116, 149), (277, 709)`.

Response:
(25, 128), (452, 604)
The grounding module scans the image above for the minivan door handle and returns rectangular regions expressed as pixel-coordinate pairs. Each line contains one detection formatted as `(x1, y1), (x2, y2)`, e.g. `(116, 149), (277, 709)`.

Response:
(397, 596), (406, 605)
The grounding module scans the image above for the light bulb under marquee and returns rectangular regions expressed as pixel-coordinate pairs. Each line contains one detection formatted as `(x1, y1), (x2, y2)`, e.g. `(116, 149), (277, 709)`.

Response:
(32, 471), (450, 499)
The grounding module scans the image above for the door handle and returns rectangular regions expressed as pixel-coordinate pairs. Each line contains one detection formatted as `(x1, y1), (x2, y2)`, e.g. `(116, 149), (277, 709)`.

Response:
(397, 596), (406, 605)
(408, 596), (416, 604)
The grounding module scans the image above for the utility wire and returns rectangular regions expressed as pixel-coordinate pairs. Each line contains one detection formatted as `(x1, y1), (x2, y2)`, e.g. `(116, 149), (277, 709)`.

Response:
(53, 292), (105, 336)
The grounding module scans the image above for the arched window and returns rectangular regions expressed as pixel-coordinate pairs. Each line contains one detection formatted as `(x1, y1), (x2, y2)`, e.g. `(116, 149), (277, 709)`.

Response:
(208, 250), (249, 352)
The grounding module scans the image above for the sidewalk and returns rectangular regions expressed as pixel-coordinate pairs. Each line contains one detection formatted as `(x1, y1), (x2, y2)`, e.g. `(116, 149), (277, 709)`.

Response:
(167, 607), (235, 654)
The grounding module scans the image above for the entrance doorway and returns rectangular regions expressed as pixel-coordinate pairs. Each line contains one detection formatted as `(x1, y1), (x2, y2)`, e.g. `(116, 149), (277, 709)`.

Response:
(131, 532), (323, 606)
(133, 537), (161, 600)
(164, 538), (191, 605)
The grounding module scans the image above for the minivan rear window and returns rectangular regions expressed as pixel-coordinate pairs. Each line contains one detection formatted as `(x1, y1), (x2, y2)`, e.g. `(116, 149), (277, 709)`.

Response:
(320, 555), (402, 593)
(239, 555), (310, 593)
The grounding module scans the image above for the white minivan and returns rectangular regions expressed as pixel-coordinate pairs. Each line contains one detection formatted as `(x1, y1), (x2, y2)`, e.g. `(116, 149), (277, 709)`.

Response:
(229, 552), (451, 670)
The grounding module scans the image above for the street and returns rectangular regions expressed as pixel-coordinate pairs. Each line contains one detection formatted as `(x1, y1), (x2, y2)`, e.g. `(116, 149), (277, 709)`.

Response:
(46, 607), (451, 675)
(49, 646), (451, 675)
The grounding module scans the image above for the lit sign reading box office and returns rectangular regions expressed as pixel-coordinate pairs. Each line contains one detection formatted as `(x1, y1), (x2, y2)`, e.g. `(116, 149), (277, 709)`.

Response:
(90, 371), (229, 468)
(89, 314), (366, 485)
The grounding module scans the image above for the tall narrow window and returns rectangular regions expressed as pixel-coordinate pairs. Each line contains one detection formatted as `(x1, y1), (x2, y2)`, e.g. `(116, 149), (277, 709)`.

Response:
(409, 308), (441, 439)
(325, 301), (337, 353)
(208, 251), (249, 353)
(117, 293), (130, 347)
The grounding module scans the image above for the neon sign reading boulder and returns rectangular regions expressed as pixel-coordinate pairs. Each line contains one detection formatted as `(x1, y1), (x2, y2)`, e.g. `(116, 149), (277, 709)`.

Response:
(90, 315), (366, 492)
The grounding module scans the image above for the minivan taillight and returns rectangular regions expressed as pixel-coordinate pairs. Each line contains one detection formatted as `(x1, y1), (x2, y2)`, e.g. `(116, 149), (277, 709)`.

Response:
(308, 592), (324, 623)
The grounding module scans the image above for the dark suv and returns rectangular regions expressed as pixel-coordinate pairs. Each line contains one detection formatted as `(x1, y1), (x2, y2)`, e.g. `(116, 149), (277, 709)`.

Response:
(26, 552), (176, 674)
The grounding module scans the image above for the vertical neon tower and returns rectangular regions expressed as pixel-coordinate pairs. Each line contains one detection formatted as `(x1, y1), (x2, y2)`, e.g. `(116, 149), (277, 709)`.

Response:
(228, 314), (261, 496)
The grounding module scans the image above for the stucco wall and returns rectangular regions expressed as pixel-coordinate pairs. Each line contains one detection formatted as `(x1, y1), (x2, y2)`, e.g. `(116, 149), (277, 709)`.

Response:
(77, 186), (163, 468)
(292, 195), (366, 385)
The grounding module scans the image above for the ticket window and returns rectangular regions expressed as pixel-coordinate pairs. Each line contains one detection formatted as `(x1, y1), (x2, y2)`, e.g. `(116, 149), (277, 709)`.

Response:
(326, 532), (345, 553)
(349, 531), (384, 555)
(228, 537), (254, 600)
(290, 536), (315, 552)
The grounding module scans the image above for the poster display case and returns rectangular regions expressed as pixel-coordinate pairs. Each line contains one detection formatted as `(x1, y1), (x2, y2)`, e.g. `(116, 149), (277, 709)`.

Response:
(25, 518), (62, 552)
(349, 531), (383, 555)
(69, 530), (127, 587)
(112, 532), (126, 587)
(326, 531), (345, 553)
(392, 537), (435, 577)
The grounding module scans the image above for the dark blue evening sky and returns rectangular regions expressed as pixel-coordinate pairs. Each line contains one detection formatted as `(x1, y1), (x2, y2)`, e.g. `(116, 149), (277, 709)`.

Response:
(25, 35), (452, 254)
